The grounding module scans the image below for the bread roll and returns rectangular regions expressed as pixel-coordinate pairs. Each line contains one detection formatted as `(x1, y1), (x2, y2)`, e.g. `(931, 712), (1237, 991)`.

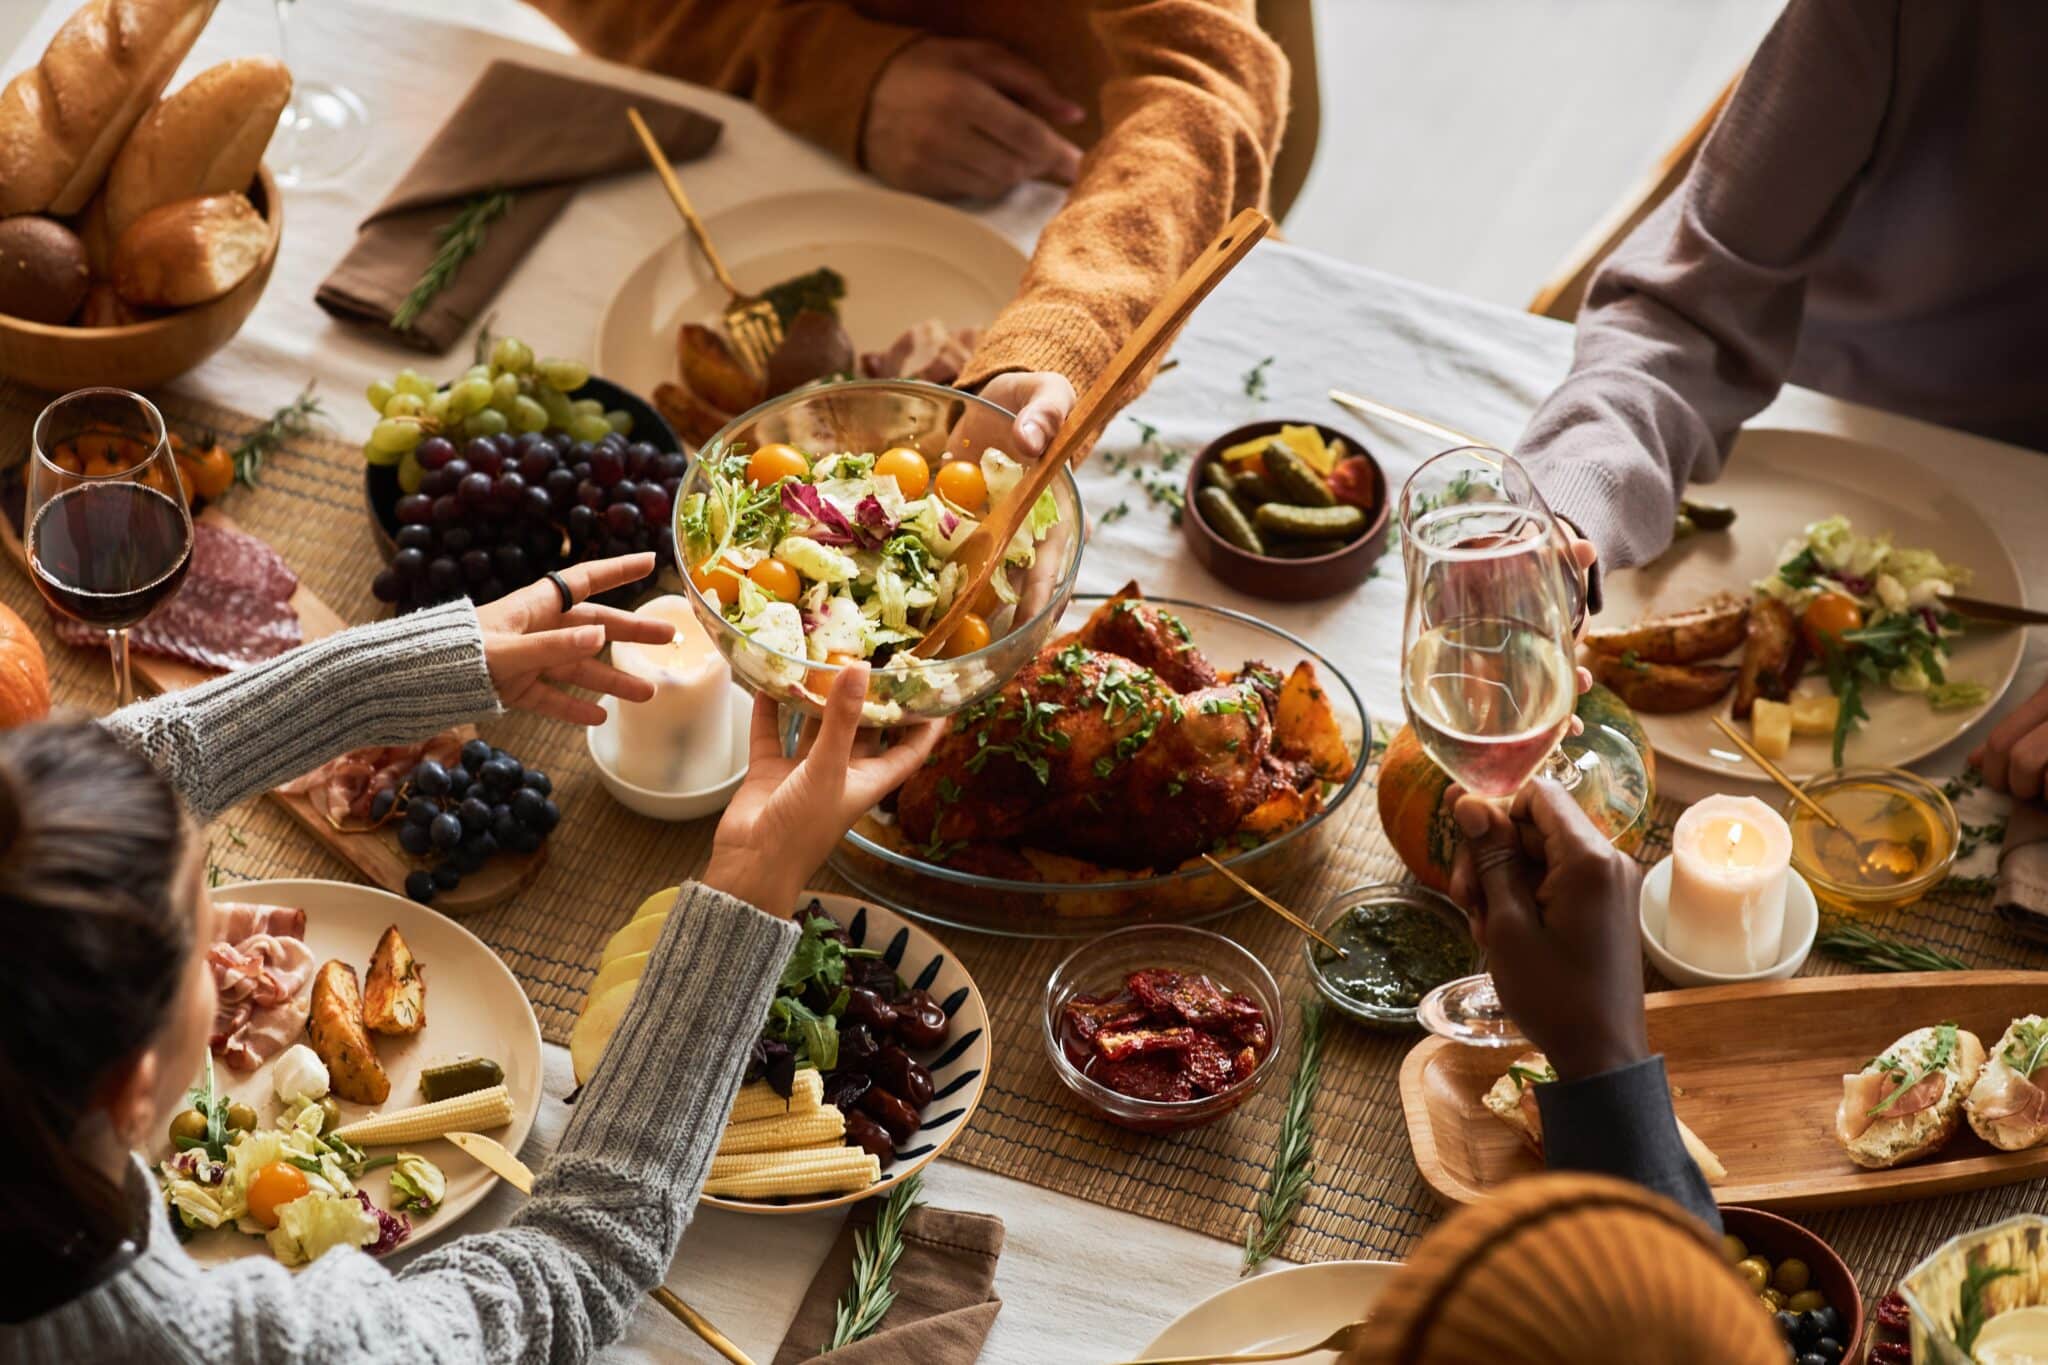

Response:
(0, 0), (223, 216)
(101, 56), (291, 243)
(75, 281), (146, 328)
(111, 192), (267, 308)
(0, 216), (91, 324)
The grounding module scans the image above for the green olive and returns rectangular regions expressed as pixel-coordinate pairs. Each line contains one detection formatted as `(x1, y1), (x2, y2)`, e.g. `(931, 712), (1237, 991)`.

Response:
(1720, 1234), (1747, 1265)
(225, 1102), (259, 1133)
(1760, 1288), (1787, 1311)
(317, 1097), (342, 1135)
(1772, 1258), (1811, 1295)
(1787, 1289), (1828, 1315)
(1734, 1256), (1771, 1295)
(167, 1108), (209, 1145)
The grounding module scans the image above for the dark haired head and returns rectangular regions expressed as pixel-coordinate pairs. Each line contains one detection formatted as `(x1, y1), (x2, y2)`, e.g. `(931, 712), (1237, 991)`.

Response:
(0, 720), (191, 1323)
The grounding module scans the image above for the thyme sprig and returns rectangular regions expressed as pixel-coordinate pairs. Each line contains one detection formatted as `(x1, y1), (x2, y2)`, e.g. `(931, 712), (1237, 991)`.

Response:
(231, 382), (325, 487)
(392, 189), (514, 334)
(1243, 1000), (1325, 1273)
(827, 1173), (924, 1351)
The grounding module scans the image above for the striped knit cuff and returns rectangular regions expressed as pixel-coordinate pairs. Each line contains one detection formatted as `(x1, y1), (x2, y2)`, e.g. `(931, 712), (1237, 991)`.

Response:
(551, 885), (797, 1173)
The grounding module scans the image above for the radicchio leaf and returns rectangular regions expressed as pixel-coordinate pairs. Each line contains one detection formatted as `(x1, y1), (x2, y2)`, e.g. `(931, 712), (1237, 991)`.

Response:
(779, 482), (860, 546)
(357, 1191), (411, 1255)
(852, 495), (896, 542)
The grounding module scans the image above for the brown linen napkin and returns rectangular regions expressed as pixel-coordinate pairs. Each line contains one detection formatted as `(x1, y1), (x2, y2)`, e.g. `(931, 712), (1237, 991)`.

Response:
(773, 1203), (1004, 1365)
(1994, 799), (2048, 941)
(315, 59), (721, 353)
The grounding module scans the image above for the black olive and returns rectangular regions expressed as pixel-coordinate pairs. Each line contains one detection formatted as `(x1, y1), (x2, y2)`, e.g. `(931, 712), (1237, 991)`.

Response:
(1814, 1339), (1843, 1363)
(892, 988), (949, 1049)
(1808, 1307), (1842, 1342)
(1797, 1354), (1827, 1365)
(1771, 1312), (1800, 1342)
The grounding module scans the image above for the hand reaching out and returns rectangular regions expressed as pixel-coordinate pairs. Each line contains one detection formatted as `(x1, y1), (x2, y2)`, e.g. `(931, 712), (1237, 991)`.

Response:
(473, 553), (674, 725)
(1972, 679), (2048, 800)
(977, 370), (1075, 461)
(703, 664), (944, 914)
(1446, 778), (1647, 1080)
(863, 38), (1085, 200)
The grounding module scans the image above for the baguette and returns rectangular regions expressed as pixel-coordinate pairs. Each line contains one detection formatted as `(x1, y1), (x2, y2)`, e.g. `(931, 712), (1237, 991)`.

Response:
(0, 0), (222, 216)
(1483, 1051), (1727, 1182)
(110, 191), (267, 308)
(101, 56), (290, 243)
(1965, 1015), (2048, 1152)
(1835, 1023), (1984, 1169)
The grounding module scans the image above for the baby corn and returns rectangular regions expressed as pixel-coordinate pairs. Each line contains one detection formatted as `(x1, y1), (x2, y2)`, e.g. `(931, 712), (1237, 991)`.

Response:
(718, 1104), (844, 1155)
(704, 1147), (879, 1199)
(727, 1068), (824, 1125)
(332, 1084), (513, 1146)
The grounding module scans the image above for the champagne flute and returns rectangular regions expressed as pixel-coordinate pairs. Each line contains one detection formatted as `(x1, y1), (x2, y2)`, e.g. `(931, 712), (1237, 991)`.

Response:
(1398, 447), (1591, 1047)
(269, 0), (368, 186)
(27, 390), (196, 707)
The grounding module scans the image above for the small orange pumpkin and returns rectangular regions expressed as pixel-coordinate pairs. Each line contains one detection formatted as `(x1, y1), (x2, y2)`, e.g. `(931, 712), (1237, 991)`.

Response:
(0, 603), (51, 727)
(1377, 683), (1654, 893)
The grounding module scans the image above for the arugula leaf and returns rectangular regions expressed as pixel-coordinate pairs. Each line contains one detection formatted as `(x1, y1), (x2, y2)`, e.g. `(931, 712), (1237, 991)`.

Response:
(767, 995), (840, 1072)
(2004, 1018), (2048, 1078)
(1868, 1021), (1958, 1118)
(1507, 1062), (1557, 1090)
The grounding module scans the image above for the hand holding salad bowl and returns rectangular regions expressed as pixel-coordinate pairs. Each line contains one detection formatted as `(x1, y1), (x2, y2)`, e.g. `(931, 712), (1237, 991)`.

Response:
(675, 380), (1084, 724)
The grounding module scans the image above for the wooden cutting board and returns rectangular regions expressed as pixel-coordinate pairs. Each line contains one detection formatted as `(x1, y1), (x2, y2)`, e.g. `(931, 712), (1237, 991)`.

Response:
(0, 502), (541, 913)
(1400, 971), (2048, 1212)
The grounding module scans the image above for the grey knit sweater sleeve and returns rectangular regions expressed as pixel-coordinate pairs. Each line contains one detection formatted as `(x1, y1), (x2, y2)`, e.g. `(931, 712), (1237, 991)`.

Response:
(1512, 0), (1896, 569)
(100, 599), (502, 823)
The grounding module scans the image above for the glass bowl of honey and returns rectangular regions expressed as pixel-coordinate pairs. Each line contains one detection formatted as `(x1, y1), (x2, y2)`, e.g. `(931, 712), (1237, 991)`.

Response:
(1783, 767), (1958, 914)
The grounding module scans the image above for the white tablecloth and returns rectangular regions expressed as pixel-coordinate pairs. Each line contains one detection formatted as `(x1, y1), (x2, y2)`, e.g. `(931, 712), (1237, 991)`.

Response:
(11, 2), (2044, 1360)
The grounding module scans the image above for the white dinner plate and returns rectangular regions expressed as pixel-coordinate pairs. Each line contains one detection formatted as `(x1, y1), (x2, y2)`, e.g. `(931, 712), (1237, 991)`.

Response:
(594, 187), (1028, 409)
(1598, 428), (2026, 780)
(1138, 1260), (1401, 1359)
(172, 879), (544, 1265)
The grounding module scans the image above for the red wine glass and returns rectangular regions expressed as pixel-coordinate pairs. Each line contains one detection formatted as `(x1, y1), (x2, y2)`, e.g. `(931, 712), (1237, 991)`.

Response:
(27, 389), (195, 707)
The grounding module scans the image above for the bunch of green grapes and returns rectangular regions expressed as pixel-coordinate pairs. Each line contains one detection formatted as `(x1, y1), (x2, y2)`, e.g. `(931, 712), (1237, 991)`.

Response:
(360, 336), (631, 494)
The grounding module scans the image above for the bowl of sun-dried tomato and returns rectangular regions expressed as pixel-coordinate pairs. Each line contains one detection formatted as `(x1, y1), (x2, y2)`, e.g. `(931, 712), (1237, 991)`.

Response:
(1044, 925), (1282, 1133)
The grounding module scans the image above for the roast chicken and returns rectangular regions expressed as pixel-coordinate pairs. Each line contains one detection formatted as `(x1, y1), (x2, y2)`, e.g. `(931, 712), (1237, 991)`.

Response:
(896, 592), (1320, 872)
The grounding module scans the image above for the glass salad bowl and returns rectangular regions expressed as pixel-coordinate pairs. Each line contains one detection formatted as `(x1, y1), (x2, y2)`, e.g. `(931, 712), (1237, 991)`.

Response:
(829, 595), (1370, 938)
(676, 379), (1084, 723)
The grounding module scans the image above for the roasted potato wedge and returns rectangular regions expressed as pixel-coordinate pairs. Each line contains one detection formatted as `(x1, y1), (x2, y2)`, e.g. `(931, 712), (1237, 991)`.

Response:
(677, 323), (761, 415)
(1272, 661), (1354, 781)
(1583, 595), (1747, 664)
(1733, 597), (1806, 719)
(308, 961), (390, 1105)
(1240, 787), (1312, 836)
(362, 924), (425, 1036)
(652, 382), (729, 449)
(1585, 651), (1738, 713)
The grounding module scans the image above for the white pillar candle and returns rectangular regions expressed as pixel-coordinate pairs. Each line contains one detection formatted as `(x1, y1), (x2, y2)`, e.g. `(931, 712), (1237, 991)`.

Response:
(1664, 794), (1792, 975)
(608, 595), (734, 792)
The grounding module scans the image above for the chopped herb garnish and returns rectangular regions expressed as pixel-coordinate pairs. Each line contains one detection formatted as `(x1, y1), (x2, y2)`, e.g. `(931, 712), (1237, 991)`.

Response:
(1242, 355), (1275, 401)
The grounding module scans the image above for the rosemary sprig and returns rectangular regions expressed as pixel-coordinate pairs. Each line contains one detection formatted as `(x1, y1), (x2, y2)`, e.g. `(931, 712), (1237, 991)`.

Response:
(391, 189), (514, 334)
(1815, 918), (1969, 973)
(827, 1173), (924, 1351)
(1243, 999), (1325, 1273)
(231, 382), (325, 487)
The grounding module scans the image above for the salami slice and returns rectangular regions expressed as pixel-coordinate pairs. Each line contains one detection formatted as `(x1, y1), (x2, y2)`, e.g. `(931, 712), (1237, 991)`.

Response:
(52, 522), (300, 670)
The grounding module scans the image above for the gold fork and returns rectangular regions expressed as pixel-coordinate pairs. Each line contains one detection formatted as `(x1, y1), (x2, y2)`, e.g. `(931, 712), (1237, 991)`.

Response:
(625, 107), (782, 377)
(1114, 1319), (1370, 1365)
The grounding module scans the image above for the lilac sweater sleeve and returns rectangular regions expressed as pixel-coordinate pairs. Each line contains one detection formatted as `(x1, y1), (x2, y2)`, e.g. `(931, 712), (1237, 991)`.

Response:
(1514, 0), (1898, 569)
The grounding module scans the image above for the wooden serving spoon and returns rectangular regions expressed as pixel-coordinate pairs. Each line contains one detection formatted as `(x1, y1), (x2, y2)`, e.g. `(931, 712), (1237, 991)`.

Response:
(914, 206), (1273, 657)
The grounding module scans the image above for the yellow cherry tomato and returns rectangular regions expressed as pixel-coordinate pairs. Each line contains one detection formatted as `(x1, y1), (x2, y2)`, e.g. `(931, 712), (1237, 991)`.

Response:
(938, 611), (992, 659)
(246, 1160), (311, 1229)
(186, 443), (235, 499)
(1801, 591), (1863, 655)
(687, 558), (745, 605)
(874, 447), (931, 498)
(933, 459), (987, 512)
(970, 578), (1006, 618)
(746, 442), (809, 487)
(749, 557), (802, 602)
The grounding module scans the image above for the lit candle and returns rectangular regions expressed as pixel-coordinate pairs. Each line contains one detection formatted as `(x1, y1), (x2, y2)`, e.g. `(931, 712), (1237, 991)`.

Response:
(1665, 794), (1792, 974)
(608, 595), (734, 792)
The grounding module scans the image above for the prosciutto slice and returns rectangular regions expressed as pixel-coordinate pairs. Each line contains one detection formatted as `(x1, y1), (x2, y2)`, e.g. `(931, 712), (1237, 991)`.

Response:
(214, 903), (305, 943)
(858, 320), (980, 385)
(1972, 1065), (2048, 1126)
(1837, 1068), (1947, 1144)
(207, 914), (316, 1072)
(278, 731), (470, 830)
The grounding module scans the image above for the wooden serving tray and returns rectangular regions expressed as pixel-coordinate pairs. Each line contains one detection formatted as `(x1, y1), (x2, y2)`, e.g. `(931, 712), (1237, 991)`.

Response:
(1399, 971), (2048, 1212)
(0, 503), (540, 913)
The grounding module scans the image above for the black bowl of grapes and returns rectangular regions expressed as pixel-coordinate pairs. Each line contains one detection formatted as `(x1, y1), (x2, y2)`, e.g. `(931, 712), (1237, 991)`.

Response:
(362, 338), (682, 612)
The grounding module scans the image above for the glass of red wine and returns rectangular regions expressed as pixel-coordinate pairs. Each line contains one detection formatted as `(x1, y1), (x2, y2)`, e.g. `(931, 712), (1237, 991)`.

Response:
(1398, 447), (1646, 1047)
(27, 389), (195, 707)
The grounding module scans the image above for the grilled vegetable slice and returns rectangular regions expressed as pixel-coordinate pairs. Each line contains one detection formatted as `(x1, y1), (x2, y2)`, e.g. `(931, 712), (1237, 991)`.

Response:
(308, 961), (390, 1105)
(1583, 596), (1747, 664)
(362, 925), (425, 1036)
(1585, 652), (1739, 713)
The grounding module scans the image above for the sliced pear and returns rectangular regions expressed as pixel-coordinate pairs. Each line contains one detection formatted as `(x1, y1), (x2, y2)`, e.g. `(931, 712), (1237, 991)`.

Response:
(570, 979), (640, 1084)
(632, 886), (680, 922)
(601, 913), (667, 967)
(590, 950), (650, 1001)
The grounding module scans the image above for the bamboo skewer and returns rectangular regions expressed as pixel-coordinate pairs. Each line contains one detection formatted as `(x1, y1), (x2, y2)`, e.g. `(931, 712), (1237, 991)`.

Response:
(1709, 714), (1843, 829)
(1200, 853), (1348, 958)
(1327, 388), (1488, 451)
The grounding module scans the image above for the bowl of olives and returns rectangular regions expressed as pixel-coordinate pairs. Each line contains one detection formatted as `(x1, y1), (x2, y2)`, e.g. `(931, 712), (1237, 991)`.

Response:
(1720, 1206), (1863, 1365)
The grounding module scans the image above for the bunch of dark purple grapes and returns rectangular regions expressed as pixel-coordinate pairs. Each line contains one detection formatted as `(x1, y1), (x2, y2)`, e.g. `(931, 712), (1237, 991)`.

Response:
(393, 738), (560, 904)
(373, 430), (689, 612)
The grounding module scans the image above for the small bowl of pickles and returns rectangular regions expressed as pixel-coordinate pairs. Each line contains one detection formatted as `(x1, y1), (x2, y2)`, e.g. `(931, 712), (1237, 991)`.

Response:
(1783, 766), (1959, 914)
(1181, 420), (1389, 602)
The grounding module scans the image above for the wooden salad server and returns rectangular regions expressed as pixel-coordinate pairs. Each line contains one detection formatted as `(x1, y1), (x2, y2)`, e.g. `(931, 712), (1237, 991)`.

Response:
(914, 206), (1274, 657)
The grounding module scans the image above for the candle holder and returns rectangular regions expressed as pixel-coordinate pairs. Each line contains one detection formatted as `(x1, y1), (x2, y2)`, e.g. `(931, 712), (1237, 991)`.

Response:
(1639, 855), (1819, 988)
(586, 691), (750, 821)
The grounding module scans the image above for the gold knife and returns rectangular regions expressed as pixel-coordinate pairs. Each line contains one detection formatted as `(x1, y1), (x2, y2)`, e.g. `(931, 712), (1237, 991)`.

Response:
(1328, 387), (1488, 450)
(444, 1132), (758, 1365)
(1947, 595), (2048, 627)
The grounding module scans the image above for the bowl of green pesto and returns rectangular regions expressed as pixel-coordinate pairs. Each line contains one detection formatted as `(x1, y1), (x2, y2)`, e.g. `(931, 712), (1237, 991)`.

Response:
(1305, 884), (1477, 1029)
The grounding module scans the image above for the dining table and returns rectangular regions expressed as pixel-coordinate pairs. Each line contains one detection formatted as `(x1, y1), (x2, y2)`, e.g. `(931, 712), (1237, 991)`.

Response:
(7, 1), (2046, 1360)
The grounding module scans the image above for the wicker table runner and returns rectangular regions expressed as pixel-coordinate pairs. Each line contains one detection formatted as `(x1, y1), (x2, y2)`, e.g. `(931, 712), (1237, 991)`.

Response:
(2, 380), (2033, 1300)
